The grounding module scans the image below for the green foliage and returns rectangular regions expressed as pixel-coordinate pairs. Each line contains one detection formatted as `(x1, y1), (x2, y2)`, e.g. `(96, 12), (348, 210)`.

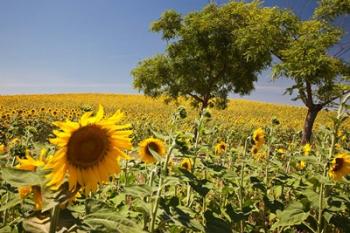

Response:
(314, 0), (350, 21)
(1, 168), (44, 188)
(272, 18), (347, 106)
(132, 1), (291, 109)
(272, 0), (350, 143)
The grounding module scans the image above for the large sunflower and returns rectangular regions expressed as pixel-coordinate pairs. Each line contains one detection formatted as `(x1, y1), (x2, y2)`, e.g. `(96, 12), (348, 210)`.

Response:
(46, 105), (132, 194)
(138, 138), (166, 164)
(329, 153), (350, 181)
(252, 128), (265, 148)
(16, 149), (46, 210)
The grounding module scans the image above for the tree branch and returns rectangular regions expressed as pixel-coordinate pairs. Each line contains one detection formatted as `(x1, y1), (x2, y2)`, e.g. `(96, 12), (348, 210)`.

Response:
(188, 93), (204, 103)
(320, 89), (350, 107)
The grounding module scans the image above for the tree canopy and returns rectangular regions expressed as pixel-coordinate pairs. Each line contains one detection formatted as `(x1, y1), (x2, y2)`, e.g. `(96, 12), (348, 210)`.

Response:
(132, 1), (293, 110)
(272, 0), (350, 143)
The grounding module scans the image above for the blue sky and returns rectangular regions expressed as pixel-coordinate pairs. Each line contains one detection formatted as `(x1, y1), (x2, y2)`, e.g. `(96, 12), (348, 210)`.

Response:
(0, 0), (347, 105)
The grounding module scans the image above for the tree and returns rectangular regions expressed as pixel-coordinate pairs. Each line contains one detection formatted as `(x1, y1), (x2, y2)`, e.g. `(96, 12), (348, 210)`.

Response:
(132, 2), (292, 113)
(272, 0), (350, 144)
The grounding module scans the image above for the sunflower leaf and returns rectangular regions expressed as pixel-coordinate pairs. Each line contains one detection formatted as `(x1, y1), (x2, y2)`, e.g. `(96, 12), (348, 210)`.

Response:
(151, 130), (168, 140)
(84, 211), (146, 233)
(148, 148), (164, 162)
(1, 167), (44, 187)
(271, 201), (310, 230)
(0, 195), (21, 211)
(124, 184), (153, 198)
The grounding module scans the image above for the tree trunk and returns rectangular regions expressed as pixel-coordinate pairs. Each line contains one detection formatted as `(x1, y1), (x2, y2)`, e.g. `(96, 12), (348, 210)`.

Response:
(301, 106), (322, 145)
(200, 100), (209, 115)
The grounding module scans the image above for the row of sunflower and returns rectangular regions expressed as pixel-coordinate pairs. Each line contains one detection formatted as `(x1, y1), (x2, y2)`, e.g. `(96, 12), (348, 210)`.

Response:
(0, 99), (349, 232)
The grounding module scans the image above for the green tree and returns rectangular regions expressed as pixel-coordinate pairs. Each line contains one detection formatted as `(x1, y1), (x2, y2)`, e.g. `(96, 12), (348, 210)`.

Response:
(273, 0), (350, 144)
(131, 2), (292, 112)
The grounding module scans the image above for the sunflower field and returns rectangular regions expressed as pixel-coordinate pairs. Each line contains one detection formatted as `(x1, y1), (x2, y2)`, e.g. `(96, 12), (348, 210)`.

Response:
(0, 93), (350, 233)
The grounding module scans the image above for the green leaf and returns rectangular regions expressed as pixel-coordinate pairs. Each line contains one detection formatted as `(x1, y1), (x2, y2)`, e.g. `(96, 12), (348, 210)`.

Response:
(301, 188), (319, 209)
(0, 196), (21, 211)
(159, 200), (204, 232)
(84, 211), (145, 233)
(163, 176), (181, 187)
(250, 176), (266, 193)
(0, 225), (15, 233)
(263, 196), (284, 214)
(1, 167), (44, 187)
(224, 203), (254, 222)
(204, 210), (232, 233)
(272, 201), (310, 230)
(179, 169), (210, 196)
(85, 198), (111, 214)
(273, 185), (283, 199)
(22, 216), (50, 233)
(151, 130), (168, 141)
(132, 199), (151, 216)
(124, 184), (153, 198)
(149, 147), (165, 162)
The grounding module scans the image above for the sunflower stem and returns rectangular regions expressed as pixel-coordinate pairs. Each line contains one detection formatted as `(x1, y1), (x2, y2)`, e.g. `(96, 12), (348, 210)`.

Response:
(150, 177), (163, 233)
(162, 142), (175, 176)
(149, 169), (155, 187)
(317, 180), (325, 233)
(3, 156), (17, 225)
(303, 221), (317, 233)
(147, 169), (155, 204)
(124, 160), (128, 186)
(49, 205), (61, 233)
(317, 112), (339, 233)
(149, 144), (175, 232)
(202, 196), (206, 226)
(239, 137), (249, 233)
(186, 112), (204, 207)
(185, 184), (191, 207)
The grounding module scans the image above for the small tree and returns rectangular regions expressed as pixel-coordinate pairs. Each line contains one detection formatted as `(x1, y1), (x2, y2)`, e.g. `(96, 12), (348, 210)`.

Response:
(132, 2), (292, 113)
(273, 0), (350, 144)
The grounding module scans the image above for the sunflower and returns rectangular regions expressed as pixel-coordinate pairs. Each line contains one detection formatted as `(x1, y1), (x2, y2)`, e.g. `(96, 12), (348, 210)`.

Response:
(46, 105), (132, 194)
(138, 138), (166, 164)
(16, 149), (46, 210)
(252, 128), (265, 148)
(277, 148), (286, 154)
(0, 144), (6, 154)
(303, 143), (311, 156)
(335, 143), (342, 150)
(328, 153), (350, 181)
(215, 142), (227, 155)
(251, 146), (259, 155)
(253, 152), (267, 161)
(296, 161), (306, 170)
(180, 158), (192, 172)
(341, 135), (347, 141)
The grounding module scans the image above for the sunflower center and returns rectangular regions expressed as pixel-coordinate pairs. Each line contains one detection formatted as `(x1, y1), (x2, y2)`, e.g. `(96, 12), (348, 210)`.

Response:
(146, 142), (159, 156)
(333, 158), (344, 172)
(67, 125), (109, 168)
(182, 163), (189, 169)
(220, 145), (226, 150)
(254, 135), (260, 142)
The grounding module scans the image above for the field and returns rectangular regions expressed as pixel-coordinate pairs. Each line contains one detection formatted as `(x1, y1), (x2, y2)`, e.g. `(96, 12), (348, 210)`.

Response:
(0, 93), (349, 233)
(0, 93), (338, 138)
